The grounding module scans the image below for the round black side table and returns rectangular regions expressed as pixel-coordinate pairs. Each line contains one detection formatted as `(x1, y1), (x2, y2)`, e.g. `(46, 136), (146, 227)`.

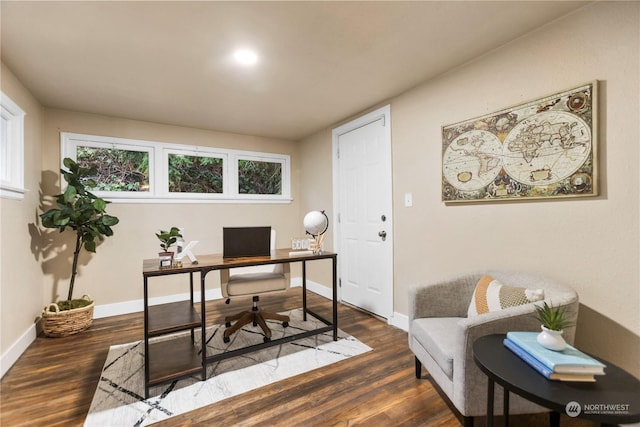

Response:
(473, 334), (640, 427)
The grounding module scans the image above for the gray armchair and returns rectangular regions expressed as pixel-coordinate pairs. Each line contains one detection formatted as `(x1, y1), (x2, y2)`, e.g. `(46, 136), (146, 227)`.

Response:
(408, 271), (579, 427)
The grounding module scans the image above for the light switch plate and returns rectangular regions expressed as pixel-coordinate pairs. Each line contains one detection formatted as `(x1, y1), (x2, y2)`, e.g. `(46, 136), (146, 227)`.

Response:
(404, 193), (413, 207)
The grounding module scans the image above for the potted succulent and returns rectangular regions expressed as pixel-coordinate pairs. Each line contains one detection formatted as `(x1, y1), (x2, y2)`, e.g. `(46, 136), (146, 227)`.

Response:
(156, 227), (182, 268)
(535, 301), (574, 351)
(40, 158), (120, 337)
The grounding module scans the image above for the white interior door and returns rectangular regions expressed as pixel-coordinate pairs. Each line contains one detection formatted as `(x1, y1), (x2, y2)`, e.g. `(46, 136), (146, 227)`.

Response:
(333, 105), (393, 319)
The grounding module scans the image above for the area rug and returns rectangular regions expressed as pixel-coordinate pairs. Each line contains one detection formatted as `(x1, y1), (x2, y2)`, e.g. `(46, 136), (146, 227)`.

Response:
(84, 308), (372, 426)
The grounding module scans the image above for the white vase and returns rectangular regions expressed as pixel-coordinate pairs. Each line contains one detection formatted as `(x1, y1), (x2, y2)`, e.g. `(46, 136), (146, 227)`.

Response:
(537, 325), (567, 351)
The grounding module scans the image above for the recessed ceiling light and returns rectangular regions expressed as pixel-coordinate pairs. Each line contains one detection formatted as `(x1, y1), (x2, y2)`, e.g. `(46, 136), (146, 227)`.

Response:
(233, 49), (258, 66)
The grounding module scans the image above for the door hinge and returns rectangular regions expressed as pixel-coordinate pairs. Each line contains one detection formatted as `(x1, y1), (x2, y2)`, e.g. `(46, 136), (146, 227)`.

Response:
(339, 278), (342, 288)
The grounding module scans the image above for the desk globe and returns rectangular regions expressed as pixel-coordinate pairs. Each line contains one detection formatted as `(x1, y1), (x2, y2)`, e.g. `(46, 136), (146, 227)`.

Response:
(303, 210), (329, 254)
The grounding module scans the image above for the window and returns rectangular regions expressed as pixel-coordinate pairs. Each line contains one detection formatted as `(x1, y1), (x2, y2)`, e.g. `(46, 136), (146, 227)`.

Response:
(0, 92), (25, 200)
(61, 132), (291, 203)
(238, 158), (283, 195)
(168, 152), (224, 194)
(77, 145), (150, 192)
(62, 134), (155, 199)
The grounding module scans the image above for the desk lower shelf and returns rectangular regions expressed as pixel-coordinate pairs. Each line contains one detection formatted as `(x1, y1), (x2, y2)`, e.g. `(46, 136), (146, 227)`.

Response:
(148, 335), (202, 386)
(148, 301), (200, 336)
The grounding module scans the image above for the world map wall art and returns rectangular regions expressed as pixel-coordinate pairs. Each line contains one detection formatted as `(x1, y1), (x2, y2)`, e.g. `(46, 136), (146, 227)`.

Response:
(441, 81), (598, 203)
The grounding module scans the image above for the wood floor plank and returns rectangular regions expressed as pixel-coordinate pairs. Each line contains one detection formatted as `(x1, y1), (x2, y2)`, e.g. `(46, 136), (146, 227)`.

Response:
(1, 288), (598, 426)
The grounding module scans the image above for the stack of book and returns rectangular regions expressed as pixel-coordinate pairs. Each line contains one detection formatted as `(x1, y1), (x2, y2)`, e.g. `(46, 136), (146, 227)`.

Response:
(504, 331), (606, 382)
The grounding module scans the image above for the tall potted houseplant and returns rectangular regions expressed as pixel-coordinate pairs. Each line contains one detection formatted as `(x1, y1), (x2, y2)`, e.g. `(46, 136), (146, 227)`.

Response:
(40, 157), (120, 337)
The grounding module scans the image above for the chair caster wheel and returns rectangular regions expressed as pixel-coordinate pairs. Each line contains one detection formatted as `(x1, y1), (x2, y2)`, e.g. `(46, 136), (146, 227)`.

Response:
(282, 322), (289, 328)
(253, 321), (258, 327)
(223, 336), (230, 343)
(263, 336), (271, 343)
(225, 321), (231, 328)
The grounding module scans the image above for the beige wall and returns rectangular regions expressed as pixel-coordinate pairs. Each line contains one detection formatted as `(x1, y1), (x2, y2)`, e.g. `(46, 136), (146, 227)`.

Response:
(1, 63), (45, 352)
(40, 109), (303, 305)
(298, 128), (336, 283)
(301, 2), (640, 375)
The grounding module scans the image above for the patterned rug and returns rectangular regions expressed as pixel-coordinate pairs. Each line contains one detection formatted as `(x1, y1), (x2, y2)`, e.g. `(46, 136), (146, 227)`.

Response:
(84, 308), (372, 426)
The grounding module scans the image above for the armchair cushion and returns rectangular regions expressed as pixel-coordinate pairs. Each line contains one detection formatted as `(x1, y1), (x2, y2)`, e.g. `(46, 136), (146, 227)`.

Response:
(467, 275), (544, 317)
(412, 317), (459, 379)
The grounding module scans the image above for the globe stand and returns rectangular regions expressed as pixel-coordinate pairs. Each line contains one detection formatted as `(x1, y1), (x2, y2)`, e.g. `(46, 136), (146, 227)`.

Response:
(304, 210), (329, 255)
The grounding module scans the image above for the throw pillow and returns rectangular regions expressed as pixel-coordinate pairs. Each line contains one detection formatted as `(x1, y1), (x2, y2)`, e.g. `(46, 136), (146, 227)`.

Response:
(467, 275), (544, 317)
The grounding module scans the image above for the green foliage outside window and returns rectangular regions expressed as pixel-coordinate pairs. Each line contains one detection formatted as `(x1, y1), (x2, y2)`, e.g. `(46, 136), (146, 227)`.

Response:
(76, 146), (149, 191)
(238, 160), (282, 195)
(168, 154), (223, 193)
(73, 144), (285, 197)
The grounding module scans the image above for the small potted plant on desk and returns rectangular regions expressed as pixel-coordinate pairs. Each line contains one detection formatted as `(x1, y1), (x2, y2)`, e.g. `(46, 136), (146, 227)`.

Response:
(156, 227), (182, 268)
(39, 158), (120, 337)
(535, 301), (575, 351)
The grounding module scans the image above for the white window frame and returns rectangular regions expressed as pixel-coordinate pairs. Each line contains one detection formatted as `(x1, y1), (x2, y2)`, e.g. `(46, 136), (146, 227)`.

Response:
(233, 153), (290, 201)
(61, 132), (292, 203)
(164, 147), (228, 200)
(1, 92), (26, 200)
(62, 133), (155, 199)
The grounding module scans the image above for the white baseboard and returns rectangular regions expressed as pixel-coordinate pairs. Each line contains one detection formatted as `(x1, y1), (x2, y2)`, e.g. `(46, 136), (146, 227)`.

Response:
(292, 277), (333, 300)
(94, 277), (330, 319)
(1, 323), (36, 379)
(389, 311), (409, 332)
(93, 289), (224, 319)
(294, 279), (408, 331)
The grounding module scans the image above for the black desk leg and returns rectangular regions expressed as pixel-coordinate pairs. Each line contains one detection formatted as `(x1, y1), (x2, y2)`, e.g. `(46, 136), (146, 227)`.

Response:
(143, 276), (149, 399)
(190, 272), (194, 343)
(487, 378), (495, 427)
(302, 261), (307, 321)
(549, 411), (560, 427)
(332, 256), (338, 341)
(200, 272), (207, 381)
(503, 389), (509, 427)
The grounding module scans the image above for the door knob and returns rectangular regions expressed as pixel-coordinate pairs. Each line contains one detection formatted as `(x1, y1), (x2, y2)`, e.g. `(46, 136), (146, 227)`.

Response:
(378, 230), (387, 241)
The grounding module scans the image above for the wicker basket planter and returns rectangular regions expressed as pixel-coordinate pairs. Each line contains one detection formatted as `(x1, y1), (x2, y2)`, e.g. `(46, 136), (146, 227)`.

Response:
(41, 295), (94, 338)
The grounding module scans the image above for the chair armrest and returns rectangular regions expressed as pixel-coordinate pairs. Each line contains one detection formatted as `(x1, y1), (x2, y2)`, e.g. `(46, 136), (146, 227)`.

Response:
(452, 303), (544, 410)
(458, 303), (542, 348)
(408, 274), (480, 322)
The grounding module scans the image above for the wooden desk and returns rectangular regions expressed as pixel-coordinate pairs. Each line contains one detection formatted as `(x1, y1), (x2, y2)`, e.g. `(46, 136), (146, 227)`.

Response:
(142, 249), (338, 398)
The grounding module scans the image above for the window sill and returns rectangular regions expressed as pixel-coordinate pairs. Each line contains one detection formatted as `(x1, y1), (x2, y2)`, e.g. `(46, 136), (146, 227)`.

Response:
(0, 185), (25, 200)
(106, 197), (293, 204)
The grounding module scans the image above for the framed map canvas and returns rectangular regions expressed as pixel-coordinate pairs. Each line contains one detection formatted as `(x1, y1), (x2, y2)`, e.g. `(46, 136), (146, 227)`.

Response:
(442, 81), (597, 203)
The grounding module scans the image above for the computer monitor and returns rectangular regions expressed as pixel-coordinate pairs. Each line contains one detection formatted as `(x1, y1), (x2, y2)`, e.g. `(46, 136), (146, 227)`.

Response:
(223, 226), (271, 258)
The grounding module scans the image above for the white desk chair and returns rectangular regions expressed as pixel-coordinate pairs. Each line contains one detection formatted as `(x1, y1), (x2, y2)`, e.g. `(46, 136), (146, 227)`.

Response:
(220, 229), (290, 342)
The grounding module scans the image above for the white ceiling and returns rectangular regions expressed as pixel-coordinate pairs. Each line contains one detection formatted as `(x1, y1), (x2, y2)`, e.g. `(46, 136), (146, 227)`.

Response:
(1, 1), (588, 141)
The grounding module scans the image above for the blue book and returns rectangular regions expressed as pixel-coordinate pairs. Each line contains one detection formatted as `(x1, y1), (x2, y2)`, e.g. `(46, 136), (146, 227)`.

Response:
(506, 331), (605, 375)
(504, 338), (596, 382)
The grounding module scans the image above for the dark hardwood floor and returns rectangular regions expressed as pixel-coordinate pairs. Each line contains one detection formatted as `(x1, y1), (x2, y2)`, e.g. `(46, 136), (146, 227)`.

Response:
(1, 288), (598, 426)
